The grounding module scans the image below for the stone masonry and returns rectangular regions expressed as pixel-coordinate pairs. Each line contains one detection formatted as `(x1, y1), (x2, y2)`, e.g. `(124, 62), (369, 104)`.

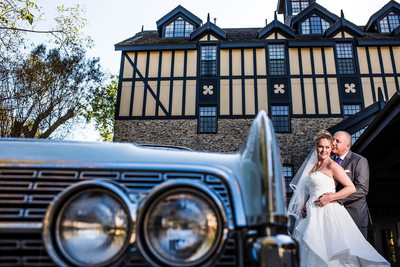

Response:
(114, 117), (342, 172)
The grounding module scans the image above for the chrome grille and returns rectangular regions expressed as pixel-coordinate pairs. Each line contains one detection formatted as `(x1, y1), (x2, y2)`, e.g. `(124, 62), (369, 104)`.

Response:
(0, 232), (56, 266)
(0, 167), (238, 266)
(0, 233), (240, 267)
(0, 167), (234, 225)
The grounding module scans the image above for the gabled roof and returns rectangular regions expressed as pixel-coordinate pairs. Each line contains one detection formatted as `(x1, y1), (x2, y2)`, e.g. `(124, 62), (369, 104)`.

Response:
(156, 5), (202, 36)
(114, 28), (265, 50)
(349, 91), (400, 215)
(392, 24), (400, 36)
(352, 91), (400, 153)
(365, 0), (400, 32)
(350, 92), (400, 215)
(324, 10), (364, 37)
(291, 2), (339, 29)
(190, 14), (227, 40)
(258, 12), (295, 39)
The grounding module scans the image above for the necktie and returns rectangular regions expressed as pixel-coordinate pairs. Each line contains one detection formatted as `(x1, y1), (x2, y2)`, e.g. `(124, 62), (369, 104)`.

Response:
(336, 157), (342, 165)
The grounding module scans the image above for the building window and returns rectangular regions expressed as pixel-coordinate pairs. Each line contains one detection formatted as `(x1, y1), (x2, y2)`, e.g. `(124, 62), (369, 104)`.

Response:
(199, 106), (217, 133)
(271, 105), (290, 132)
(185, 22), (194, 37)
(351, 127), (366, 145)
(165, 17), (194, 37)
(300, 14), (330, 35)
(268, 44), (286, 75)
(379, 12), (400, 33)
(201, 46), (217, 76)
(343, 104), (360, 118)
(174, 19), (185, 37)
(292, 0), (309, 15)
(336, 43), (355, 75)
(283, 165), (294, 197)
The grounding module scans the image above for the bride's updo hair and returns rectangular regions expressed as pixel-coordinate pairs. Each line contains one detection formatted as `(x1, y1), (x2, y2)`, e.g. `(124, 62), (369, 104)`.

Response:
(314, 130), (333, 148)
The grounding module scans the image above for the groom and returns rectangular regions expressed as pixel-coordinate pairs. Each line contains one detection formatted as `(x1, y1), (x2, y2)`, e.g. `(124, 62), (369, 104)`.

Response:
(331, 131), (371, 238)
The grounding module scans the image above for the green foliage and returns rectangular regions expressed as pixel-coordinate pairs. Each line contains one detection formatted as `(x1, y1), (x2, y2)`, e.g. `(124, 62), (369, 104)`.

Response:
(0, 0), (39, 57)
(84, 76), (118, 141)
(53, 4), (93, 52)
(1, 0), (92, 59)
(0, 0), (38, 27)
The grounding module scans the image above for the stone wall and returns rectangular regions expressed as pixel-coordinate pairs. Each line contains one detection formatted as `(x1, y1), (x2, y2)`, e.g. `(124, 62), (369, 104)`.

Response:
(114, 119), (252, 152)
(114, 117), (342, 172)
(277, 118), (342, 172)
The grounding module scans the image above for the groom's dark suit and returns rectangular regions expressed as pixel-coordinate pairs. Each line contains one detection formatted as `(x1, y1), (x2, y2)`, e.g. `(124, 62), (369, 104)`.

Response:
(336, 150), (371, 238)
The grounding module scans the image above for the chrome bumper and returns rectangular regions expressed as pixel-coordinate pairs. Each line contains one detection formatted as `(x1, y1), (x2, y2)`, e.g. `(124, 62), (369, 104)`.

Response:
(252, 233), (299, 267)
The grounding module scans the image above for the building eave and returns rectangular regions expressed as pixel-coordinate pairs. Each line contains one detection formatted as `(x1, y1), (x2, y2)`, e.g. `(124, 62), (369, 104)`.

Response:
(258, 16), (296, 39)
(352, 92), (400, 153)
(365, 0), (400, 32)
(291, 2), (339, 28)
(190, 21), (227, 40)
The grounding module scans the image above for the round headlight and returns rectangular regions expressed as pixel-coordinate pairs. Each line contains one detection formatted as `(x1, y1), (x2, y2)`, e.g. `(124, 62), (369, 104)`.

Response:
(56, 190), (129, 266)
(140, 187), (224, 266)
(43, 181), (135, 267)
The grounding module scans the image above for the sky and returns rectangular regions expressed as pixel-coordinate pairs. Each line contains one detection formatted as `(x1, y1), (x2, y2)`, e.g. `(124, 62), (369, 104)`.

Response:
(31, 0), (391, 140)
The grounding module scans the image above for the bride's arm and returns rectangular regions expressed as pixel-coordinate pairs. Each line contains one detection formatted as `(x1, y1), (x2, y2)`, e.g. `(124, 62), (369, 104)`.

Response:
(315, 163), (356, 207)
(301, 195), (310, 218)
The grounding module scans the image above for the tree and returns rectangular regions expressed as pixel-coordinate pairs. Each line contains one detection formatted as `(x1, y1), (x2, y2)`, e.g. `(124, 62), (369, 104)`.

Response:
(0, 44), (103, 138)
(0, 1), (104, 139)
(0, 1), (92, 53)
(0, 0), (38, 52)
(84, 75), (118, 141)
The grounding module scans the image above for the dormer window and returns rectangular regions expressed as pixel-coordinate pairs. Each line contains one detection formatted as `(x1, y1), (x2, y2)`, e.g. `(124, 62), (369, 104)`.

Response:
(300, 14), (330, 34)
(165, 17), (194, 37)
(379, 12), (400, 33)
(292, 0), (309, 15)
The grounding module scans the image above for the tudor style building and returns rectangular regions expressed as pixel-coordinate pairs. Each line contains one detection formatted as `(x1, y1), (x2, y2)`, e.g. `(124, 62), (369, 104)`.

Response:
(113, 0), (400, 165)
(113, 0), (400, 180)
(114, 0), (400, 166)
(114, 1), (400, 262)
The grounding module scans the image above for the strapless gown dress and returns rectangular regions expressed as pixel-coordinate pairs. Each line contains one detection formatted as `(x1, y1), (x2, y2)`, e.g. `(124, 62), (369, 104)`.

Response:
(293, 171), (390, 267)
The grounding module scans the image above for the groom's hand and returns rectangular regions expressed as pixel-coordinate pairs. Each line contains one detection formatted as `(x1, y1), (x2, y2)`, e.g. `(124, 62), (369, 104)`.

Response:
(322, 192), (337, 203)
(301, 205), (307, 218)
(314, 192), (336, 207)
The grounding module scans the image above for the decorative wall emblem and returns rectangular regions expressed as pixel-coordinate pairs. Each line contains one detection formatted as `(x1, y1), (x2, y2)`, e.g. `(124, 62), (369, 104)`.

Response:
(274, 84), (285, 94)
(344, 83), (356, 93)
(203, 85), (214, 95)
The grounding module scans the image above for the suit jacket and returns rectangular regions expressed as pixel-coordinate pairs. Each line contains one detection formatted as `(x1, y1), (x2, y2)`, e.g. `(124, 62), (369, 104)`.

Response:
(336, 150), (371, 229)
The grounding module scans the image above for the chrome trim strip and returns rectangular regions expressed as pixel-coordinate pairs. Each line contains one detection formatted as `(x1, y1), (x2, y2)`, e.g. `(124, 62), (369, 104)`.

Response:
(242, 110), (287, 227)
(2, 163), (247, 227)
(0, 222), (42, 233)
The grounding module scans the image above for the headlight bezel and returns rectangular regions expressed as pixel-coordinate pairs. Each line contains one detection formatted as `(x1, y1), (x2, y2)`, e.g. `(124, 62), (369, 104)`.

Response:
(42, 180), (136, 267)
(136, 180), (229, 267)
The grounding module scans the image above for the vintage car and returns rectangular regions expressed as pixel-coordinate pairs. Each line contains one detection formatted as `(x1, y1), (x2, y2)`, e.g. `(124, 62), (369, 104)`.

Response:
(0, 111), (299, 267)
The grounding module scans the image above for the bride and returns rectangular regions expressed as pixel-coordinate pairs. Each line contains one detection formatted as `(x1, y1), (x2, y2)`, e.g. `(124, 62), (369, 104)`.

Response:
(288, 131), (389, 266)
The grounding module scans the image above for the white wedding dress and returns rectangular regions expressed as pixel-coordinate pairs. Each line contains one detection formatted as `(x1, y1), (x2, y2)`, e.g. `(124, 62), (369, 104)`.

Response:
(293, 171), (390, 267)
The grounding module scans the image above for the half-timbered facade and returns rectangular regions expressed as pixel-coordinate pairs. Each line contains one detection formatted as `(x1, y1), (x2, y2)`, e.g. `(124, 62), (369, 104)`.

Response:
(114, 2), (400, 261)
(114, 0), (400, 181)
